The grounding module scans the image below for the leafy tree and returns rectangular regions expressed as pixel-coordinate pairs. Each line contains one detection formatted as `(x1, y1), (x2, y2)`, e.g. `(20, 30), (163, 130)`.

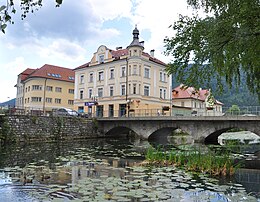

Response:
(164, 0), (260, 101)
(0, 0), (63, 33)
(226, 105), (240, 115)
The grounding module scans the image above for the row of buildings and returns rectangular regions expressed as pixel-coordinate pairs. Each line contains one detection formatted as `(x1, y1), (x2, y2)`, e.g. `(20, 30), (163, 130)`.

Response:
(15, 27), (223, 117)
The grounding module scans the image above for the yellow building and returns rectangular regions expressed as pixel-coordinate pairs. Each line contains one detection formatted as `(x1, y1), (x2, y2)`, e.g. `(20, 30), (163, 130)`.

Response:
(15, 64), (75, 115)
(74, 27), (172, 117)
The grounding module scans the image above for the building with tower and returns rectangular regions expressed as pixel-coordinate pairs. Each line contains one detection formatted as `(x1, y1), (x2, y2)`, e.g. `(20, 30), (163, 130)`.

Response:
(74, 26), (172, 117)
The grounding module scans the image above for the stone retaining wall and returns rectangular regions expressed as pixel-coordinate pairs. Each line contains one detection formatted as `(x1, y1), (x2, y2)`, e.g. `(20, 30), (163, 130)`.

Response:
(0, 115), (103, 143)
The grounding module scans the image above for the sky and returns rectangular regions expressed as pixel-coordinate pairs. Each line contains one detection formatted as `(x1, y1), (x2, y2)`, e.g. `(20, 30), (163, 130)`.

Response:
(0, 0), (193, 103)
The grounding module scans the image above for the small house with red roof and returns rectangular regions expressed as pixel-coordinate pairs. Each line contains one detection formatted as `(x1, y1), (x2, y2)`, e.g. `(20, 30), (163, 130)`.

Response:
(74, 26), (172, 117)
(15, 64), (75, 115)
(172, 84), (223, 116)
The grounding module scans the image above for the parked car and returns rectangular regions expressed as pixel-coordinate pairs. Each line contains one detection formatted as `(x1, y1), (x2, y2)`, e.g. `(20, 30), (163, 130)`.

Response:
(53, 108), (79, 117)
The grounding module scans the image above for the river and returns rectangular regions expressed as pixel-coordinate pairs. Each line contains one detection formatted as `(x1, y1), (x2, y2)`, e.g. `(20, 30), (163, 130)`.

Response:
(0, 138), (259, 201)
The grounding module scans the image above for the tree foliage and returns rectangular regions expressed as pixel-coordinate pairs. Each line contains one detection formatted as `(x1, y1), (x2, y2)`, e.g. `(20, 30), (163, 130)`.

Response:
(0, 0), (63, 33)
(164, 0), (260, 101)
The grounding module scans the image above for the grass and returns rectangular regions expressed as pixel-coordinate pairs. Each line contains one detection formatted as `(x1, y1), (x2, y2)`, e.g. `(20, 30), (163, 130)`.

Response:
(145, 146), (243, 176)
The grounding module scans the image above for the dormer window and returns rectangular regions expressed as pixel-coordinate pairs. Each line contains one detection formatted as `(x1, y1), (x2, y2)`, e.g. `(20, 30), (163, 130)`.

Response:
(99, 55), (104, 63)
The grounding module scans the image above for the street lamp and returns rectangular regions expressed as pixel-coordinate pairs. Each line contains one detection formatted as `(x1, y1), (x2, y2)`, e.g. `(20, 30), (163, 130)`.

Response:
(91, 94), (98, 117)
(127, 99), (131, 117)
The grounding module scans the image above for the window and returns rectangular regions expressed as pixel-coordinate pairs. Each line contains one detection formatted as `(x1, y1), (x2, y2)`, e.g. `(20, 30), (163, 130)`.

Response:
(31, 97), (42, 102)
(89, 72), (93, 82)
(98, 71), (104, 81)
(164, 73), (166, 82)
(98, 88), (103, 97)
(88, 88), (93, 98)
(144, 68), (150, 78)
(46, 97), (52, 103)
(133, 65), (137, 75)
(32, 85), (42, 91)
(28, 86), (30, 91)
(55, 98), (61, 104)
(46, 86), (53, 91)
(110, 86), (114, 96)
(121, 84), (126, 95)
(99, 54), (104, 63)
(68, 89), (74, 94)
(144, 85), (150, 96)
(163, 89), (166, 99)
(160, 72), (163, 81)
(55, 87), (62, 92)
(68, 100), (74, 105)
(110, 68), (114, 79)
(80, 75), (84, 84)
(160, 89), (163, 98)
(121, 66), (126, 77)
(25, 87), (27, 92)
(133, 84), (137, 94)
(80, 90), (84, 99)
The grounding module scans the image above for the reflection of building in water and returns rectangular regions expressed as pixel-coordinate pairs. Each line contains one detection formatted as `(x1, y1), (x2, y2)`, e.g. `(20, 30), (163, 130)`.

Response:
(0, 172), (12, 185)
(235, 168), (260, 193)
(71, 158), (142, 183)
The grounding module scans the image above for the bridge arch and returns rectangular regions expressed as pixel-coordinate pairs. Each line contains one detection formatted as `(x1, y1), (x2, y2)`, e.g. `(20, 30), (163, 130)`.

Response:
(205, 127), (260, 145)
(148, 127), (177, 144)
(105, 126), (138, 138)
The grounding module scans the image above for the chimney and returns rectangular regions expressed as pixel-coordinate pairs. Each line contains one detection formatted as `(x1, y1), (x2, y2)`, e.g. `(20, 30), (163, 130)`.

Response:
(116, 46), (122, 50)
(140, 41), (144, 47)
(150, 49), (155, 57)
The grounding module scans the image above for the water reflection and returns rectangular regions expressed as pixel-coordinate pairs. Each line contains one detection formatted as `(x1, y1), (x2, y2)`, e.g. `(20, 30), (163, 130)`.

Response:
(0, 138), (259, 201)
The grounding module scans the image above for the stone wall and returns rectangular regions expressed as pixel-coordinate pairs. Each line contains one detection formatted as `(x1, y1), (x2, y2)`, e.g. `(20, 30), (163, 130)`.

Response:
(0, 115), (103, 143)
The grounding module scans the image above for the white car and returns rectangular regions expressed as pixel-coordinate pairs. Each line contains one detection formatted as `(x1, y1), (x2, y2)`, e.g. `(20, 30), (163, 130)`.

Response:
(53, 108), (79, 116)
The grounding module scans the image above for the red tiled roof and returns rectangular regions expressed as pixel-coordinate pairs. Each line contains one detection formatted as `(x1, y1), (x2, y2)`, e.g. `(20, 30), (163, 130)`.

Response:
(24, 64), (75, 83)
(111, 49), (128, 59)
(142, 52), (166, 66)
(74, 62), (90, 70)
(172, 84), (223, 105)
(75, 48), (166, 69)
(20, 68), (36, 81)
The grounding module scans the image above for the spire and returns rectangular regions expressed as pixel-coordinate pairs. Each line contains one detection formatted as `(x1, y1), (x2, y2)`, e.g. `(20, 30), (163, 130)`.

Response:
(132, 24), (139, 40)
(127, 25), (144, 50)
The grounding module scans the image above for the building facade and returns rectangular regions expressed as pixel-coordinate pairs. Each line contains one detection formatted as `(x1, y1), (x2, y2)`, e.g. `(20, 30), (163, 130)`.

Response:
(74, 27), (172, 117)
(172, 84), (223, 116)
(15, 64), (75, 115)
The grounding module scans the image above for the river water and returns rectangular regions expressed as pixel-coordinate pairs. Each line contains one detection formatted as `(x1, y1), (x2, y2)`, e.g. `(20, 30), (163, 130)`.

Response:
(0, 138), (259, 201)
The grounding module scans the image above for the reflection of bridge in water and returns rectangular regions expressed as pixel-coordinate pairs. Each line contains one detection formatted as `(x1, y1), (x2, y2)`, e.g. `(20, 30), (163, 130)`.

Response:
(97, 116), (260, 144)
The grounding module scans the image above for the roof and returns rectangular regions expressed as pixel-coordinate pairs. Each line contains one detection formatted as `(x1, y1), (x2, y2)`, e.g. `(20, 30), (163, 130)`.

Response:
(75, 48), (166, 70)
(172, 84), (223, 105)
(22, 64), (75, 83)
(20, 68), (36, 81)
(74, 62), (90, 71)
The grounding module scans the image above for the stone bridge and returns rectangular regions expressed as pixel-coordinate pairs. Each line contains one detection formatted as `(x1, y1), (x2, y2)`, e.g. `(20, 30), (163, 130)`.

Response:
(97, 116), (260, 144)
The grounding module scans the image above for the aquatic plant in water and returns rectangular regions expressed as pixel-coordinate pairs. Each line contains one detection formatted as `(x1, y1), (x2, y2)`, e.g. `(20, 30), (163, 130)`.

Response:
(145, 146), (242, 176)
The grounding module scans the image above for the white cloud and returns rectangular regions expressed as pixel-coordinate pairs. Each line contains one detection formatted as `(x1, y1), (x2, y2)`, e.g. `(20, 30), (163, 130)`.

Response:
(38, 39), (87, 62)
(130, 0), (192, 62)
(89, 0), (132, 21)
(0, 57), (28, 103)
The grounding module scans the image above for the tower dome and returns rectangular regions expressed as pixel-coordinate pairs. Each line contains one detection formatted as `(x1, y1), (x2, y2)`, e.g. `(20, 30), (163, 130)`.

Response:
(127, 25), (144, 50)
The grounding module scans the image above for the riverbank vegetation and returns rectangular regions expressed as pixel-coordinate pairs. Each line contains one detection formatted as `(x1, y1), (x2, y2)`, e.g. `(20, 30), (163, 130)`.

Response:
(144, 146), (243, 176)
